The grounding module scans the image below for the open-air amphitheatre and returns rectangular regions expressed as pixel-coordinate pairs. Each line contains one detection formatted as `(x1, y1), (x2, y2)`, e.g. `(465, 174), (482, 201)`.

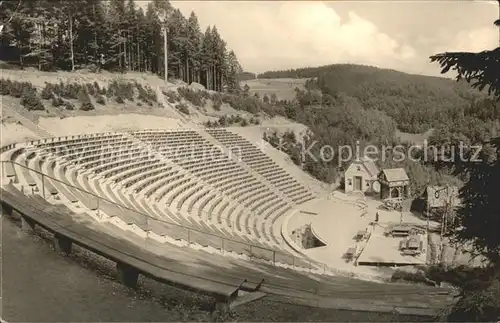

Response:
(0, 66), (462, 320)
(3, 1), (498, 320)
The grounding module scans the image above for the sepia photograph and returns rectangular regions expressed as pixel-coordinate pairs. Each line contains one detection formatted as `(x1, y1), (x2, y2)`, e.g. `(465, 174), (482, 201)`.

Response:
(0, 0), (499, 321)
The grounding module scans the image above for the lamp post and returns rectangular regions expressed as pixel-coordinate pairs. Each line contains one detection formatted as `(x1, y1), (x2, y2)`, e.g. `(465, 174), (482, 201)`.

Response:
(434, 185), (452, 263)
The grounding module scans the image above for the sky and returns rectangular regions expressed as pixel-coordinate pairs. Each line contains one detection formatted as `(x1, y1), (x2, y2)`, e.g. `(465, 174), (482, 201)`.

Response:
(162, 1), (499, 77)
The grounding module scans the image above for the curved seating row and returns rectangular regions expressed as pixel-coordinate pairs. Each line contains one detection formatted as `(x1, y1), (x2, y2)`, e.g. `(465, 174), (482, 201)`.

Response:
(206, 129), (316, 205)
(1, 130), (312, 269)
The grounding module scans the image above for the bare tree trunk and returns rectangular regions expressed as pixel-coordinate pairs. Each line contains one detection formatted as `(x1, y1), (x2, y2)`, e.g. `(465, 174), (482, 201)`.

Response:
(93, 4), (98, 64)
(213, 66), (216, 91)
(69, 11), (75, 71)
(185, 57), (189, 84)
(137, 40), (140, 72)
(123, 31), (127, 70)
(163, 25), (168, 83)
(128, 32), (132, 70)
(38, 23), (42, 71)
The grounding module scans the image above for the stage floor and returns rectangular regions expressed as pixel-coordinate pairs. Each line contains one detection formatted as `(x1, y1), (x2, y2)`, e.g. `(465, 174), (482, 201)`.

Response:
(299, 196), (428, 271)
(356, 225), (427, 266)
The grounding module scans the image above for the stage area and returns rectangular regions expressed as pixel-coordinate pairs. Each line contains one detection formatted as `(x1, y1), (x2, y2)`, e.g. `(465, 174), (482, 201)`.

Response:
(356, 225), (427, 266)
(297, 198), (380, 274)
(288, 193), (431, 275)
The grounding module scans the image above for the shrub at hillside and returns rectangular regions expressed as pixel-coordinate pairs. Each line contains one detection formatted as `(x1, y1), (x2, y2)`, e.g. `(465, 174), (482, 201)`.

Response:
(0, 78), (11, 95)
(51, 96), (64, 107)
(163, 90), (181, 103)
(136, 83), (157, 103)
(0, 79), (35, 98)
(41, 83), (55, 100)
(20, 88), (44, 111)
(177, 87), (208, 107)
(108, 80), (134, 102)
(85, 82), (96, 96)
(96, 95), (106, 105)
(64, 100), (75, 110)
(175, 103), (190, 115)
(78, 89), (95, 111)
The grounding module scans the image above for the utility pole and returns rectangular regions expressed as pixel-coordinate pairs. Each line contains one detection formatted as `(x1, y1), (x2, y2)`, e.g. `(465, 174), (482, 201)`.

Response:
(426, 189), (430, 233)
(438, 184), (451, 264)
(163, 24), (168, 84)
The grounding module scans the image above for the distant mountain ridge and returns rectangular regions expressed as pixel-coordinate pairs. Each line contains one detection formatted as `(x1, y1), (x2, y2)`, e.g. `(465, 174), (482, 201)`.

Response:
(257, 63), (451, 80)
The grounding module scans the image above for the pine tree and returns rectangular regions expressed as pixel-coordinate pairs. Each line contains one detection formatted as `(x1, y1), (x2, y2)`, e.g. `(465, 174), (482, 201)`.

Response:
(225, 50), (243, 92)
(200, 26), (214, 90)
(186, 11), (201, 84)
(0, 0), (241, 88)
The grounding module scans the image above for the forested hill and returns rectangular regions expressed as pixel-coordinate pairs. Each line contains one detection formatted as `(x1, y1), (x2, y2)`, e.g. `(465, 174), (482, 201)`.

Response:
(258, 63), (447, 80)
(261, 64), (497, 133)
(0, 0), (242, 92)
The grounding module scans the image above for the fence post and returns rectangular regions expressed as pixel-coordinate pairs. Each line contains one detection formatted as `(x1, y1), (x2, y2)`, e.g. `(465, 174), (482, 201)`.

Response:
(187, 229), (191, 245)
(273, 251), (276, 265)
(41, 173), (46, 200)
(96, 196), (100, 218)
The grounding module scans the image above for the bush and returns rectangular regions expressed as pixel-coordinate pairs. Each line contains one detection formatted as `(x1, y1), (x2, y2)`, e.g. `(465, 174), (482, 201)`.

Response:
(425, 264), (495, 290)
(115, 96), (124, 104)
(9, 81), (25, 98)
(445, 276), (500, 322)
(109, 80), (134, 101)
(20, 88), (44, 111)
(0, 78), (12, 95)
(93, 81), (100, 94)
(96, 95), (106, 105)
(164, 90), (180, 102)
(177, 87), (204, 106)
(62, 83), (81, 99)
(85, 82), (96, 96)
(41, 83), (54, 100)
(390, 269), (431, 285)
(212, 94), (223, 111)
(78, 89), (95, 111)
(105, 85), (114, 98)
(175, 103), (190, 115)
(136, 83), (157, 103)
(240, 119), (249, 127)
(63, 100), (75, 110)
(249, 117), (261, 125)
(51, 96), (64, 107)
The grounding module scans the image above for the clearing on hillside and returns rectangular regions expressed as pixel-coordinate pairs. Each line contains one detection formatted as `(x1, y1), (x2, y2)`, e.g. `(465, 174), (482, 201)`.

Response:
(241, 78), (309, 101)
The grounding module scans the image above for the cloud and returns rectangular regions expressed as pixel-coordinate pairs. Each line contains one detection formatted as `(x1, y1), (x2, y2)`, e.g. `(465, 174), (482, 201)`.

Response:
(167, 1), (497, 76)
(172, 1), (416, 73)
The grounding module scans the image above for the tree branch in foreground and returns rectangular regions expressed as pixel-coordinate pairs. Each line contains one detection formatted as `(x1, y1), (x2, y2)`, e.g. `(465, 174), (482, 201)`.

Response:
(430, 48), (500, 99)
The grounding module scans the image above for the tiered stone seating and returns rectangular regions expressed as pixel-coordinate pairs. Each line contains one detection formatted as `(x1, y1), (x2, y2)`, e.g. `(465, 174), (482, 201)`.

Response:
(130, 130), (292, 247)
(1, 130), (312, 269)
(207, 129), (316, 205)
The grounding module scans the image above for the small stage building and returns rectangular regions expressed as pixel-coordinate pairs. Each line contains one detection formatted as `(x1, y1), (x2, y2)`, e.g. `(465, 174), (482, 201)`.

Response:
(378, 168), (410, 200)
(344, 158), (379, 194)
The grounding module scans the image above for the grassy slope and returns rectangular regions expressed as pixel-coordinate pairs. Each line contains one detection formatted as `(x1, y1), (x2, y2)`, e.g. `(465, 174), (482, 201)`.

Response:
(241, 78), (309, 101)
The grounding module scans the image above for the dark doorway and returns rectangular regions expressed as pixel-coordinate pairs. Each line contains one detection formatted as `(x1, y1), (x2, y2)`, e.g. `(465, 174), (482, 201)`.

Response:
(354, 176), (362, 191)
